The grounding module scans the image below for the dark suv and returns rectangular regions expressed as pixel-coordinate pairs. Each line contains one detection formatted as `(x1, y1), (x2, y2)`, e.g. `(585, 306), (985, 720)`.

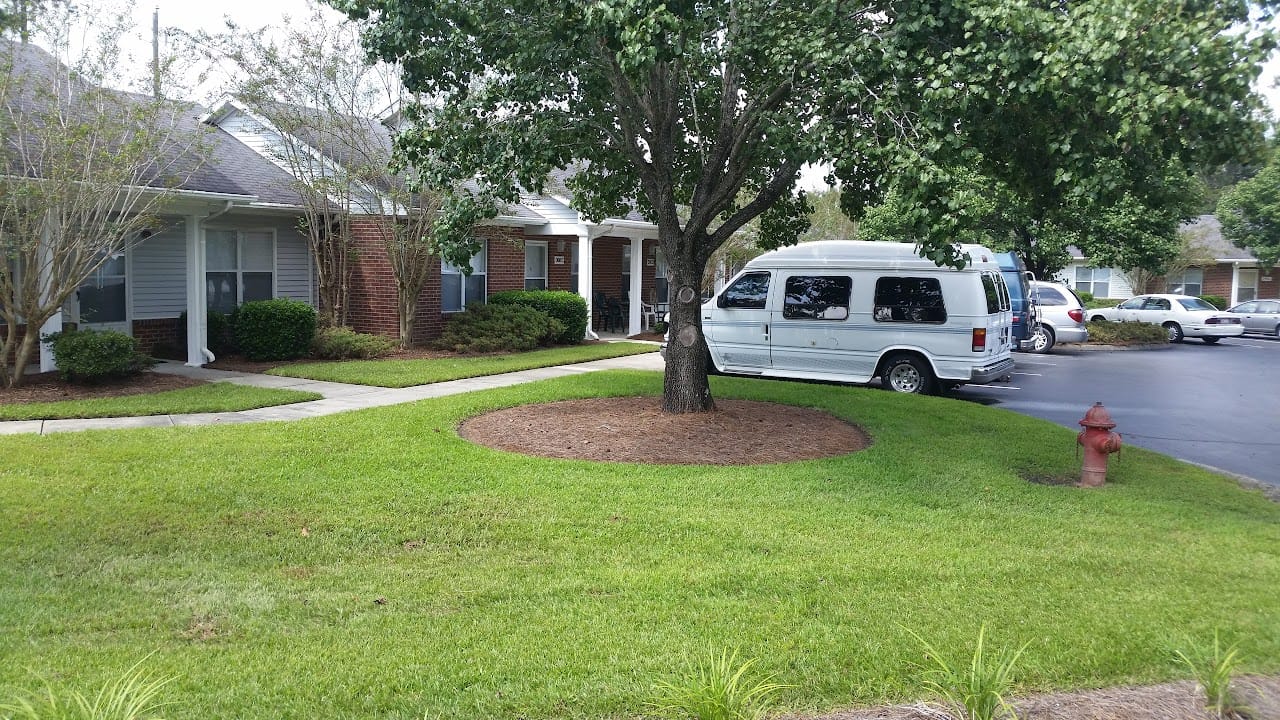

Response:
(995, 252), (1037, 349)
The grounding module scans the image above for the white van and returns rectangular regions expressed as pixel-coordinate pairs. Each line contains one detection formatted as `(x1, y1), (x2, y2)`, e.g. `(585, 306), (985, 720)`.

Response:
(698, 240), (1015, 394)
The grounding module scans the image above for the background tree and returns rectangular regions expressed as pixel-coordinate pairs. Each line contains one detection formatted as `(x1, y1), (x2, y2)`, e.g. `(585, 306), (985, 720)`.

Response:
(1217, 149), (1280, 268)
(333, 0), (1273, 413)
(0, 4), (208, 387)
(190, 2), (480, 337)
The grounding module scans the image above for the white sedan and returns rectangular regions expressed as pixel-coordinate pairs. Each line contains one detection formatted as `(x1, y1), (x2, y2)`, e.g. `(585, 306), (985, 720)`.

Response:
(1088, 294), (1244, 344)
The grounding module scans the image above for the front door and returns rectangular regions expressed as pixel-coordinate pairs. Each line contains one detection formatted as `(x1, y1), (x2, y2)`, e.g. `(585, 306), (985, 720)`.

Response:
(76, 251), (129, 334)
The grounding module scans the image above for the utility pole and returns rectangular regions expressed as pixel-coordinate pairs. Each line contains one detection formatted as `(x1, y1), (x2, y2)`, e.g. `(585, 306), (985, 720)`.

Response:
(152, 6), (160, 99)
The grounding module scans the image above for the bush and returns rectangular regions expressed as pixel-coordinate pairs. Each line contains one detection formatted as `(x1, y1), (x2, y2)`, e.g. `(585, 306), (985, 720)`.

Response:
(1078, 290), (1095, 304)
(1085, 319), (1169, 345)
(1199, 294), (1227, 310)
(311, 327), (397, 360)
(434, 302), (565, 353)
(44, 329), (151, 383)
(1085, 298), (1120, 310)
(652, 319), (669, 335)
(488, 290), (587, 344)
(232, 299), (317, 361)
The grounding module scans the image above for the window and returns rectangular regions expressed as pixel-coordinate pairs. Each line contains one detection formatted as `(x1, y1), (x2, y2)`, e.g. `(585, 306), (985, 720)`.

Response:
(981, 272), (1002, 314)
(655, 248), (670, 303)
(1176, 297), (1215, 311)
(873, 276), (947, 323)
(524, 241), (547, 290)
(441, 241), (487, 312)
(719, 272), (770, 309)
(1034, 286), (1068, 306)
(1142, 297), (1172, 311)
(1165, 268), (1203, 297)
(1074, 266), (1111, 298)
(570, 242), (579, 292)
(783, 275), (851, 320)
(621, 244), (631, 301)
(206, 229), (274, 314)
(79, 251), (127, 324)
(1237, 269), (1258, 303)
(1118, 296), (1146, 310)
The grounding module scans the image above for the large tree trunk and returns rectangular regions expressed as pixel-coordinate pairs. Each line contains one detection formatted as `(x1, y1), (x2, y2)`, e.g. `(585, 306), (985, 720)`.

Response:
(661, 231), (715, 413)
(6, 326), (41, 388)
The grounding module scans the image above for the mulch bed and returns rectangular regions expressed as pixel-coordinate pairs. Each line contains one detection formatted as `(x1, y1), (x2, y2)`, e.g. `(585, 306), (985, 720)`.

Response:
(458, 396), (871, 465)
(0, 372), (203, 405)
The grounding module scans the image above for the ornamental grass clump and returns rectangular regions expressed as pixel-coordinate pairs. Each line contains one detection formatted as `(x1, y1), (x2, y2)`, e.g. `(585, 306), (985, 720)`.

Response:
(909, 626), (1028, 720)
(0, 658), (173, 720)
(650, 649), (791, 720)
(1176, 631), (1248, 719)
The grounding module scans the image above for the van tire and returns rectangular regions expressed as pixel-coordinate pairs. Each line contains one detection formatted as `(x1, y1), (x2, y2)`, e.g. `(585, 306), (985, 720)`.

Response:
(704, 348), (721, 375)
(881, 354), (936, 395)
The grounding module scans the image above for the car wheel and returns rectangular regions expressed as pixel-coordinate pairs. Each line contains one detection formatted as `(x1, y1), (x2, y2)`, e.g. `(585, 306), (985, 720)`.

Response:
(882, 354), (936, 395)
(1090, 314), (1107, 322)
(1030, 325), (1055, 353)
(1202, 337), (1221, 345)
(1164, 322), (1184, 343)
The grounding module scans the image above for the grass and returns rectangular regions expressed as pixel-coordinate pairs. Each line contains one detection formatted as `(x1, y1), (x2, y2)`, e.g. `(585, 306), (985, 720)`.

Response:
(0, 657), (172, 720)
(266, 341), (657, 387)
(0, 371), (1277, 720)
(1176, 631), (1246, 719)
(651, 650), (791, 720)
(910, 625), (1027, 720)
(0, 383), (322, 421)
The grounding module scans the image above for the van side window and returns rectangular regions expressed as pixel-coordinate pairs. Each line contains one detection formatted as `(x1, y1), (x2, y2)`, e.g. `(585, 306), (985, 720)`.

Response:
(981, 273), (1000, 314)
(721, 272), (771, 309)
(996, 273), (1010, 310)
(1036, 286), (1068, 306)
(873, 276), (947, 324)
(783, 275), (852, 320)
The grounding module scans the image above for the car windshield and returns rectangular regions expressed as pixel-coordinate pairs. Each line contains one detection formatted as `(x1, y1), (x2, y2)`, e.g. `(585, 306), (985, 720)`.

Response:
(1177, 298), (1217, 311)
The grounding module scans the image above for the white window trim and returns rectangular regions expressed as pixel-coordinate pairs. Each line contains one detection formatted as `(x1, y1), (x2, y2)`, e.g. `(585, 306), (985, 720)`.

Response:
(441, 240), (488, 313)
(73, 246), (132, 330)
(524, 240), (548, 290)
(204, 227), (278, 309)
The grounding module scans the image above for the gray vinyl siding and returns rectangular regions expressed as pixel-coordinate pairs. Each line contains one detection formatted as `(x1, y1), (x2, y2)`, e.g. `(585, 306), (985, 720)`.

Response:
(130, 219), (187, 320)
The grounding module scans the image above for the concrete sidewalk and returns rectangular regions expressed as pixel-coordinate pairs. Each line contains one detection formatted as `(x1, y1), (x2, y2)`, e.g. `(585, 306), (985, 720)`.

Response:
(0, 351), (665, 436)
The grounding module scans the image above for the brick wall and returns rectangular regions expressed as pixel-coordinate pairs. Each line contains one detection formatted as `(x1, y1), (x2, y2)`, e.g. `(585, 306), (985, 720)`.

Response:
(1202, 264), (1233, 299)
(132, 318), (182, 358)
(1259, 271), (1278, 300)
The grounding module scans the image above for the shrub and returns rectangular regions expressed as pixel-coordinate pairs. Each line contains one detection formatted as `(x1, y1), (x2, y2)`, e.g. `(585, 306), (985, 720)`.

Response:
(1085, 319), (1169, 345)
(488, 290), (587, 344)
(311, 327), (397, 360)
(1199, 294), (1227, 310)
(1084, 298), (1120, 310)
(1077, 290), (1095, 304)
(434, 302), (564, 353)
(44, 329), (151, 383)
(653, 319), (669, 335)
(232, 299), (317, 361)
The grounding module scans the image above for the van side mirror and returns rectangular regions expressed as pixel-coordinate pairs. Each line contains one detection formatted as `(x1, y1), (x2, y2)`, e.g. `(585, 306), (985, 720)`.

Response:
(716, 294), (727, 309)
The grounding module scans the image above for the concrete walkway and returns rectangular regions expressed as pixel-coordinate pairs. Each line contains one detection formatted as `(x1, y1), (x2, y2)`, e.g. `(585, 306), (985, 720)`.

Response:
(0, 351), (665, 436)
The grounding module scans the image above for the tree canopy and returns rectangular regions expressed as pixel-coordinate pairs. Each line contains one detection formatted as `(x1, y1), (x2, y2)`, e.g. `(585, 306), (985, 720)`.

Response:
(331, 0), (1275, 411)
(1218, 149), (1280, 268)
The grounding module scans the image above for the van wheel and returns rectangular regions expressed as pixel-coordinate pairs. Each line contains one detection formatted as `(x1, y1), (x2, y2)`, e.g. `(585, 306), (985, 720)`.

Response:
(1164, 322), (1184, 343)
(704, 347), (720, 375)
(882, 355), (936, 395)
(1030, 325), (1055, 353)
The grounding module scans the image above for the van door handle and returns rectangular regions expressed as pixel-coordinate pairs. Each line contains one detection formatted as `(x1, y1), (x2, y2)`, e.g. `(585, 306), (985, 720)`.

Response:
(763, 323), (769, 340)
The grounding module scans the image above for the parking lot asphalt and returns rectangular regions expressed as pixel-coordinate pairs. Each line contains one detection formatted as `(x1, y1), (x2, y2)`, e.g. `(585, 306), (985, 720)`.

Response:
(951, 336), (1280, 486)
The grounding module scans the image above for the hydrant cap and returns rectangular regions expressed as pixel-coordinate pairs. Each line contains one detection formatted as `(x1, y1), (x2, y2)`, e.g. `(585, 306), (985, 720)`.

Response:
(1079, 402), (1117, 429)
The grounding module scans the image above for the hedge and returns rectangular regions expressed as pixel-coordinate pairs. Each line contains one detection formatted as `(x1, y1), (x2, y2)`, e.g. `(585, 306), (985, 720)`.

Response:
(488, 290), (587, 344)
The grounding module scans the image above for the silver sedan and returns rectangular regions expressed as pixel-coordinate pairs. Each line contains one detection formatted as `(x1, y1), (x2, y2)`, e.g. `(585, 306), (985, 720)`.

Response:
(1225, 299), (1280, 337)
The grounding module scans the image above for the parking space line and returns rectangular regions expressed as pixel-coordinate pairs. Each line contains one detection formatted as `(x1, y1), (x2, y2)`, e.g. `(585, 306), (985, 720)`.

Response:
(1013, 372), (1042, 377)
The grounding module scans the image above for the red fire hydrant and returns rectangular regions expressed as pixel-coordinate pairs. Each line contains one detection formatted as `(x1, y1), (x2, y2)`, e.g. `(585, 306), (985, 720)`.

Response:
(1077, 402), (1122, 487)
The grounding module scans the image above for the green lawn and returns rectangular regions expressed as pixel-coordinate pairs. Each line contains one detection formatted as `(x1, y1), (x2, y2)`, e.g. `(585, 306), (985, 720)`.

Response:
(0, 382), (322, 421)
(0, 371), (1276, 720)
(267, 341), (657, 387)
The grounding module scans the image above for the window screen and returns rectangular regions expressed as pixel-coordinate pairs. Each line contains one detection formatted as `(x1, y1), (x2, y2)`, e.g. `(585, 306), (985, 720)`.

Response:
(873, 276), (947, 323)
(783, 276), (851, 320)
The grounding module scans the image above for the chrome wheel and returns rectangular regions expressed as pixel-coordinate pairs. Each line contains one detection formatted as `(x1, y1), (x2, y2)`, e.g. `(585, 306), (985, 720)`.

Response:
(1164, 322), (1184, 343)
(1030, 325), (1055, 353)
(883, 355), (935, 394)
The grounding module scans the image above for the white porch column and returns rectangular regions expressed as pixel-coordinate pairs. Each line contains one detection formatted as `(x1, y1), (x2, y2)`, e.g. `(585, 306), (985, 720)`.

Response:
(37, 217), (61, 372)
(184, 214), (208, 366)
(628, 236), (643, 336)
(576, 230), (597, 340)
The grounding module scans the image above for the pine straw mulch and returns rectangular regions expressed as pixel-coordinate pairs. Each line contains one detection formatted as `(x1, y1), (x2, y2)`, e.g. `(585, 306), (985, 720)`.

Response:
(792, 676), (1280, 720)
(0, 371), (203, 405)
(459, 396), (871, 465)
